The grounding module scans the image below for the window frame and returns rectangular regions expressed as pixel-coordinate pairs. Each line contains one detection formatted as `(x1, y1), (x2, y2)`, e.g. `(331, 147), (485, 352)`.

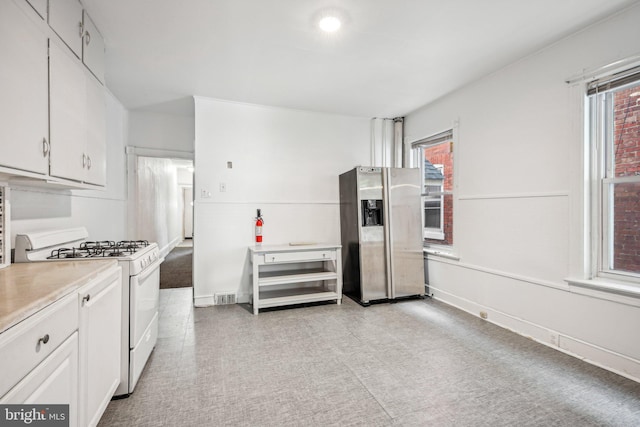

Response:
(410, 128), (455, 251)
(588, 75), (640, 284)
(423, 163), (445, 240)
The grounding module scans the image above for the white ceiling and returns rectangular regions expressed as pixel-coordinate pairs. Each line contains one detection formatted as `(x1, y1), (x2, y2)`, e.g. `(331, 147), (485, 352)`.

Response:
(82, 0), (638, 118)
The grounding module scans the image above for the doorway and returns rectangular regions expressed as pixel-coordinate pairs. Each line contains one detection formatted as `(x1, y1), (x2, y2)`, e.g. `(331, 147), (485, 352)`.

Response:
(126, 148), (194, 289)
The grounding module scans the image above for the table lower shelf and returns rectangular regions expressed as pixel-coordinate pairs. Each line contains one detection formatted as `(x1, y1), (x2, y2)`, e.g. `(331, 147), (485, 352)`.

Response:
(256, 286), (341, 309)
(257, 268), (338, 286)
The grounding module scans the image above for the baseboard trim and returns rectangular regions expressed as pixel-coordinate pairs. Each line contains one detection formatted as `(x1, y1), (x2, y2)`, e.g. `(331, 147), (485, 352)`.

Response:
(194, 295), (215, 307)
(431, 286), (640, 384)
(193, 292), (249, 307)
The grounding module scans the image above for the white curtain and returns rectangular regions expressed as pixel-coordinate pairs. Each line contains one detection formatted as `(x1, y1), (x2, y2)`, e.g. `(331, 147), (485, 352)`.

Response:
(136, 156), (180, 251)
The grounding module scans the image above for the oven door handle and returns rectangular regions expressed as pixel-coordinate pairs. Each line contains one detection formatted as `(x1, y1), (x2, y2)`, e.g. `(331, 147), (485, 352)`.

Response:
(135, 257), (165, 283)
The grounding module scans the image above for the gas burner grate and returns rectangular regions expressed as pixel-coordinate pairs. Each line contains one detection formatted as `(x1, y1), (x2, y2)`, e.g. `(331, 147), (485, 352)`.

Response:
(48, 247), (94, 259)
(80, 241), (116, 250)
(44, 239), (152, 260)
(116, 240), (150, 252)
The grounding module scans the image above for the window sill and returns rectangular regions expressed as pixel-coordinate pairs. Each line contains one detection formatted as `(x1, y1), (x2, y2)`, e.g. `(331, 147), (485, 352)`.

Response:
(565, 277), (640, 303)
(423, 248), (460, 261)
(424, 231), (445, 240)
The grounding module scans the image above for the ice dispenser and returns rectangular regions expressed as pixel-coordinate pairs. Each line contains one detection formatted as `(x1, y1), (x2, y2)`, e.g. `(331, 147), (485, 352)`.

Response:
(361, 199), (383, 226)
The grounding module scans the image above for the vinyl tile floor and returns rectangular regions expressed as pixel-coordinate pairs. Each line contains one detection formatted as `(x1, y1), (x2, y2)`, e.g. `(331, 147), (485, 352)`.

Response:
(98, 288), (640, 427)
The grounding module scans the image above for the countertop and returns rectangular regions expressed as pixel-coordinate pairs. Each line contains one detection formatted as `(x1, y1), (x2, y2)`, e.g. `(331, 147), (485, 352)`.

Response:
(0, 260), (118, 334)
(249, 243), (341, 254)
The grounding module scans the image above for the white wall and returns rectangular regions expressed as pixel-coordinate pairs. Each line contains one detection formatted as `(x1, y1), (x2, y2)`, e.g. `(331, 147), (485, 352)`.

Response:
(125, 110), (194, 248)
(11, 90), (128, 243)
(128, 110), (194, 153)
(405, 4), (640, 382)
(193, 97), (370, 305)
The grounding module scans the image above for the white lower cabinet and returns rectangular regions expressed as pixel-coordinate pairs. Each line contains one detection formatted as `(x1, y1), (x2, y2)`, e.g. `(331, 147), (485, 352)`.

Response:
(0, 292), (79, 426)
(0, 264), (121, 427)
(78, 268), (122, 427)
(1, 333), (79, 427)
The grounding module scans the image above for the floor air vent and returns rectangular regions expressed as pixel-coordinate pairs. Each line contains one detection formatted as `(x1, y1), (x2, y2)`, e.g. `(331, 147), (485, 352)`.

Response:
(215, 293), (236, 305)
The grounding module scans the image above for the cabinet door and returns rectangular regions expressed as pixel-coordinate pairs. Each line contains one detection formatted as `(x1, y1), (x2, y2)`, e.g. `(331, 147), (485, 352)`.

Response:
(49, 41), (87, 182)
(1, 332), (78, 427)
(0, 0), (49, 175)
(78, 274), (121, 427)
(82, 11), (105, 84)
(48, 0), (83, 58)
(26, 0), (47, 20)
(84, 75), (107, 186)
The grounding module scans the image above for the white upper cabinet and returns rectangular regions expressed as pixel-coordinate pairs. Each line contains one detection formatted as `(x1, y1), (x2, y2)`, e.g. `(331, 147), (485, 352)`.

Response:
(50, 41), (89, 183)
(0, 0), (49, 175)
(0, 0), (107, 188)
(85, 75), (107, 186)
(49, 40), (107, 186)
(82, 11), (105, 83)
(49, 0), (83, 58)
(26, 0), (47, 20)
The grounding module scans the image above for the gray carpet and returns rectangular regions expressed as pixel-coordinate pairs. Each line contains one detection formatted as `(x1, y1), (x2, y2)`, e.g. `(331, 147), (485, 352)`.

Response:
(159, 246), (192, 289)
(99, 288), (640, 426)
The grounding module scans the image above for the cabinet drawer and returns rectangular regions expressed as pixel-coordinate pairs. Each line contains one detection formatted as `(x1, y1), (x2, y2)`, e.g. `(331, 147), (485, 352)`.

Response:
(0, 293), (78, 397)
(264, 250), (336, 263)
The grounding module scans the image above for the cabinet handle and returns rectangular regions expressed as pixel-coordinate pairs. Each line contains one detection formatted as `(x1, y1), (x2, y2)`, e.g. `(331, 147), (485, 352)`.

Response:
(87, 156), (92, 170)
(82, 153), (87, 168)
(38, 334), (50, 345)
(84, 30), (91, 46)
(78, 21), (84, 38)
(83, 294), (91, 303)
(42, 137), (49, 156)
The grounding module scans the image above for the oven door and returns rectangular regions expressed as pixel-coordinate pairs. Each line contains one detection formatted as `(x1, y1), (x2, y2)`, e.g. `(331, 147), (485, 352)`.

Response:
(129, 258), (162, 348)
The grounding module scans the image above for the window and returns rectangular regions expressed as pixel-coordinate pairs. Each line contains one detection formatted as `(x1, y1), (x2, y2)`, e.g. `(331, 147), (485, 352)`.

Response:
(588, 67), (640, 280)
(423, 163), (444, 235)
(412, 130), (454, 246)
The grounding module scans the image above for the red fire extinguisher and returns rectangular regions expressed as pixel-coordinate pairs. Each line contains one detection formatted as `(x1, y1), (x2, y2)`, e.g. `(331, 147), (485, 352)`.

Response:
(255, 209), (264, 245)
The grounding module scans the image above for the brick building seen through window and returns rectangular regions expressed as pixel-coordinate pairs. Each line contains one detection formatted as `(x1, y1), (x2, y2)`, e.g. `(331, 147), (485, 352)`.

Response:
(423, 141), (453, 246)
(612, 85), (640, 274)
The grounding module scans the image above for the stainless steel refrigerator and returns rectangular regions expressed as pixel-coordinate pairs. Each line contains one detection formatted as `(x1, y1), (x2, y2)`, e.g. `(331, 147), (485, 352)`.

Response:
(339, 166), (424, 305)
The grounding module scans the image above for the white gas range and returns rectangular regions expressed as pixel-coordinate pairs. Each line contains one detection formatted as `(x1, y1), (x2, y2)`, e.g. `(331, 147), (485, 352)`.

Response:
(14, 227), (164, 397)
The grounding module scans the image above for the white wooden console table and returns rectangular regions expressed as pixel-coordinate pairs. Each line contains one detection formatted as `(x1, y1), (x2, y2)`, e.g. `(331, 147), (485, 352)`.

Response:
(249, 244), (342, 315)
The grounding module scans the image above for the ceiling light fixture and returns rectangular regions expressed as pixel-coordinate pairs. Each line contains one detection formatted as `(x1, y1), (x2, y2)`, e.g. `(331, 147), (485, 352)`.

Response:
(318, 16), (341, 33)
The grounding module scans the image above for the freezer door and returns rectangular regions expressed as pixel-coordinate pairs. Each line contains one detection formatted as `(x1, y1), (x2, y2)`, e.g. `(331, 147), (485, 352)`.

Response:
(357, 168), (388, 303)
(387, 168), (425, 298)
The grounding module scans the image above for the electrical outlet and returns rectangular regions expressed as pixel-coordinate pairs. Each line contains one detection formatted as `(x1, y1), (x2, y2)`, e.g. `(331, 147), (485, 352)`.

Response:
(201, 189), (211, 198)
(219, 182), (226, 192)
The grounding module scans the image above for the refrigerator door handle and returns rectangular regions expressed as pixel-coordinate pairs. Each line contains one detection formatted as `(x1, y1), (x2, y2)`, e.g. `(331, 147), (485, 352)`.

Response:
(382, 168), (394, 299)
